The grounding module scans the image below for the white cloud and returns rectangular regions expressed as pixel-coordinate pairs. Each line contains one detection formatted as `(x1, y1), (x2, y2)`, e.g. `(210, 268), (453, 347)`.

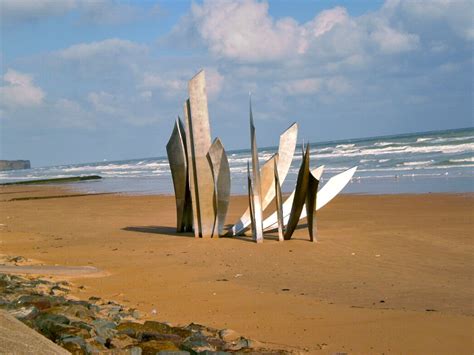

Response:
(305, 6), (349, 37)
(0, 69), (45, 108)
(141, 74), (186, 92)
(389, 0), (474, 40)
(278, 78), (322, 95)
(176, 0), (472, 63)
(88, 91), (123, 115)
(3, 0), (472, 145)
(203, 67), (224, 99)
(188, 0), (304, 61)
(140, 67), (223, 100)
(86, 89), (164, 126)
(276, 76), (351, 96)
(370, 24), (419, 53)
(326, 76), (352, 94)
(57, 38), (147, 61)
(53, 98), (95, 129)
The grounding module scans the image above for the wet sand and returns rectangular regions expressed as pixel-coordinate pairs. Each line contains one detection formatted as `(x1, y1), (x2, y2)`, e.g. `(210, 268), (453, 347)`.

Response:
(0, 185), (472, 354)
(0, 265), (101, 276)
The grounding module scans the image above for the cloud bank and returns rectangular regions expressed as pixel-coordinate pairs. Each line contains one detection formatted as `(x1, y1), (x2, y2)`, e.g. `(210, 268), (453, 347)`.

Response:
(1, 0), (472, 165)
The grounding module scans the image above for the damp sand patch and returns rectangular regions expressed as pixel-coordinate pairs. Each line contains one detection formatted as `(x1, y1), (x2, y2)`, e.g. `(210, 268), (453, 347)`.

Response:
(0, 265), (102, 277)
(0, 254), (107, 278)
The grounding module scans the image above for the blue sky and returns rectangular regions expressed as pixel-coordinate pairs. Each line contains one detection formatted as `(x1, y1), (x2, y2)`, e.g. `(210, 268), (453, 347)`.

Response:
(1, 0), (472, 167)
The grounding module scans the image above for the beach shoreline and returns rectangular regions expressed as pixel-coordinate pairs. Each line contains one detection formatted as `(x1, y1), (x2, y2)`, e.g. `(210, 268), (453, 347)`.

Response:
(1, 185), (473, 354)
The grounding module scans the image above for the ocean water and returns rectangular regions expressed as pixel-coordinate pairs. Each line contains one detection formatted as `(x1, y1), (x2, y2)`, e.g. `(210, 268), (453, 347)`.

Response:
(1, 127), (473, 195)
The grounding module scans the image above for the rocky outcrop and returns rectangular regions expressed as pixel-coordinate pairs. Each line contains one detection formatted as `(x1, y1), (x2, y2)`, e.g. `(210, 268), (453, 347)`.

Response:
(0, 160), (31, 171)
(0, 268), (291, 354)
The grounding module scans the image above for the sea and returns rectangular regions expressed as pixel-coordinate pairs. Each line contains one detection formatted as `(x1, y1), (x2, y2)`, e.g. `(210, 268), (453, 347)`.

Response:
(1, 127), (473, 195)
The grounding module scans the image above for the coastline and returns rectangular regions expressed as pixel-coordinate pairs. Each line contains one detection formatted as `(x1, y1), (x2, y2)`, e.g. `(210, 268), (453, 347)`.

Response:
(1, 185), (473, 354)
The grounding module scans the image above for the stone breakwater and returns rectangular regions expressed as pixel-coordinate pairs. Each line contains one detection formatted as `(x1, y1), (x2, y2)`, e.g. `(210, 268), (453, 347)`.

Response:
(0, 272), (291, 354)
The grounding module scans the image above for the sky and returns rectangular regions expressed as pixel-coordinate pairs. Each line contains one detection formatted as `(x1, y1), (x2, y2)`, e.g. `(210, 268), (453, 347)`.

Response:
(0, 0), (473, 167)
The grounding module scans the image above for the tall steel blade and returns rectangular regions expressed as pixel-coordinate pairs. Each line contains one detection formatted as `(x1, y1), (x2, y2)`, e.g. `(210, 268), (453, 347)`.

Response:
(166, 117), (189, 232)
(283, 143), (311, 240)
(274, 156), (284, 242)
(247, 161), (256, 237)
(208, 138), (231, 236)
(186, 70), (216, 238)
(249, 97), (263, 243)
(183, 99), (200, 238)
(306, 170), (320, 242)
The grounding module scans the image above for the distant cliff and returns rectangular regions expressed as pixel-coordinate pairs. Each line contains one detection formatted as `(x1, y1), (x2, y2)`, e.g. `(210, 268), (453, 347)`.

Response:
(0, 160), (31, 171)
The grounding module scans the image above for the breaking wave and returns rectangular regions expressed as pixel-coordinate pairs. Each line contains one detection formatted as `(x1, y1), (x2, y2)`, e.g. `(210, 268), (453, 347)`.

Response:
(1, 127), (473, 194)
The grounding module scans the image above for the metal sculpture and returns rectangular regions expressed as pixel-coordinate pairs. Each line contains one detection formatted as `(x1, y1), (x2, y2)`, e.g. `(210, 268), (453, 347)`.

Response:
(297, 166), (357, 222)
(284, 144), (311, 240)
(260, 123), (297, 211)
(185, 71), (216, 238)
(249, 98), (264, 243)
(231, 123), (297, 236)
(208, 138), (231, 236)
(166, 70), (358, 243)
(166, 118), (192, 232)
(183, 99), (200, 238)
(262, 166), (359, 232)
(274, 156), (284, 242)
(247, 161), (256, 237)
(306, 169), (320, 242)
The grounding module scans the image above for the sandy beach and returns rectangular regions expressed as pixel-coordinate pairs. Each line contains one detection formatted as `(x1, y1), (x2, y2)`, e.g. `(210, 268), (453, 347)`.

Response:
(0, 185), (472, 354)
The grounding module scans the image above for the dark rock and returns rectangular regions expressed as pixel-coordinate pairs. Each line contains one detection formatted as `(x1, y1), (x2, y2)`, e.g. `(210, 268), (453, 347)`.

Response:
(60, 336), (87, 354)
(85, 337), (108, 353)
(138, 340), (180, 354)
(8, 306), (39, 320)
(117, 322), (145, 337)
(34, 313), (90, 342)
(35, 312), (70, 327)
(157, 352), (190, 355)
(16, 294), (60, 310)
(36, 320), (71, 341)
(118, 321), (192, 341)
(49, 304), (96, 322)
(91, 319), (117, 339)
(139, 332), (183, 344)
(69, 321), (93, 338)
(109, 334), (136, 349)
(143, 321), (192, 338)
(182, 334), (216, 353)
(184, 323), (217, 337)
(50, 285), (69, 296)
